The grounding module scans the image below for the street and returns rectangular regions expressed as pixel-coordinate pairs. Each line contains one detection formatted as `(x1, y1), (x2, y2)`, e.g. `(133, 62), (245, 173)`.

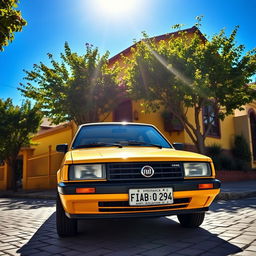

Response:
(0, 197), (255, 256)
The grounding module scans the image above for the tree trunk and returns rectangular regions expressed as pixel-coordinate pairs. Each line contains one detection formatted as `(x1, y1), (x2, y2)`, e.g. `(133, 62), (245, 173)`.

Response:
(195, 131), (206, 155)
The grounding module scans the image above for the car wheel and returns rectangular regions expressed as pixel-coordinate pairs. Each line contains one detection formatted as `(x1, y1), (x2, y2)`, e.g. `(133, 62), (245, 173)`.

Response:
(177, 212), (205, 228)
(56, 193), (77, 237)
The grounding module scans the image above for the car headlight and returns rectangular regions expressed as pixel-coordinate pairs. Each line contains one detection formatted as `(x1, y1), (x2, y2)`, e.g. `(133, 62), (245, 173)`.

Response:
(69, 164), (106, 180)
(184, 162), (211, 177)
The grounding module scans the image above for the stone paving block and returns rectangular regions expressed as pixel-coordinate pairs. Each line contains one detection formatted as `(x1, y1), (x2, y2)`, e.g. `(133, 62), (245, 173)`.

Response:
(30, 251), (55, 256)
(214, 243), (243, 255)
(67, 243), (100, 253)
(0, 244), (17, 251)
(189, 240), (222, 250)
(217, 232), (241, 238)
(82, 248), (113, 256)
(102, 243), (138, 251)
(61, 250), (89, 256)
(175, 248), (205, 256)
(180, 235), (209, 244)
(246, 245), (256, 252)
(166, 254), (188, 256)
(236, 251), (256, 256)
(230, 235), (256, 244)
(216, 235), (233, 242)
(199, 252), (220, 256)
(1, 197), (256, 256)
(105, 250), (144, 256)
(2, 248), (19, 256)
(17, 248), (41, 255)
(144, 245), (191, 256)
(40, 245), (70, 254)
(135, 242), (163, 250)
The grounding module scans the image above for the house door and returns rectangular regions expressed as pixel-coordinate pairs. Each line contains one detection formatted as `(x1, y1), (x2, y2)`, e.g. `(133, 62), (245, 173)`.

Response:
(113, 100), (133, 122)
(249, 112), (256, 160)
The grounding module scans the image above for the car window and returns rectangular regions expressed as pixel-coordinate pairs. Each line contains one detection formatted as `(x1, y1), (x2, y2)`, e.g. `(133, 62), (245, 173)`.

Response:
(72, 124), (172, 149)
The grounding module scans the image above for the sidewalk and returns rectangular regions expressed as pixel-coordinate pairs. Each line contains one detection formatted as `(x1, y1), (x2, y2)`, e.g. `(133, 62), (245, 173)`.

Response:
(0, 180), (256, 200)
(216, 180), (256, 200)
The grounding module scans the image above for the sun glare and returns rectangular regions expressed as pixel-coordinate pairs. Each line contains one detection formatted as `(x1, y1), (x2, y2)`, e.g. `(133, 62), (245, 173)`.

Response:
(92, 0), (138, 19)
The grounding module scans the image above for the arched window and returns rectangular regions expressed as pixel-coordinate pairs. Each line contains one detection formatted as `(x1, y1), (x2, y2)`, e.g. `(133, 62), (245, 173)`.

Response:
(203, 104), (220, 138)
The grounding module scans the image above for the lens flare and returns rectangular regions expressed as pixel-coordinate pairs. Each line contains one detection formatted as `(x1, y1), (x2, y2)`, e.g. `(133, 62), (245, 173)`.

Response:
(93, 0), (138, 18)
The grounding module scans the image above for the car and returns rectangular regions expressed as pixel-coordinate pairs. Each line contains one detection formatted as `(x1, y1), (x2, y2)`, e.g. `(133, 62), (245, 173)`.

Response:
(56, 122), (221, 237)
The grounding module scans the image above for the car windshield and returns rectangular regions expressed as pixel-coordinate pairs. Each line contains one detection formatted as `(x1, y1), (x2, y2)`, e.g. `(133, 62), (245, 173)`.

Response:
(72, 124), (172, 149)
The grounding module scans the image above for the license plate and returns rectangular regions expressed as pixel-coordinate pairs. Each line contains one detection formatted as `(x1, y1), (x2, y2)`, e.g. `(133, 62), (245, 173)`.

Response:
(129, 188), (173, 206)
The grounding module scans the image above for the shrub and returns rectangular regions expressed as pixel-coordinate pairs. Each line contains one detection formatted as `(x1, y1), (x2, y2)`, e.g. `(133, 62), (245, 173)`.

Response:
(206, 144), (236, 170)
(207, 143), (222, 157)
(206, 144), (222, 170)
(219, 154), (236, 170)
(232, 135), (251, 171)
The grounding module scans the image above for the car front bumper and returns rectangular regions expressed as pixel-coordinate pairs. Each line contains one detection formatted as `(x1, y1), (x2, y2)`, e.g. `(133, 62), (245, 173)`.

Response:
(58, 179), (221, 219)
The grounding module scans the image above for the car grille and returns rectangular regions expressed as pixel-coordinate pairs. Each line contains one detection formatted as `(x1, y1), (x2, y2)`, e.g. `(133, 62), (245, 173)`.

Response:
(106, 162), (183, 181)
(98, 198), (191, 212)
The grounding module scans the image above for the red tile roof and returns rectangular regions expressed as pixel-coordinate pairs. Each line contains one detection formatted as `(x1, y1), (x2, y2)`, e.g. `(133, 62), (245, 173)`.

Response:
(108, 26), (205, 64)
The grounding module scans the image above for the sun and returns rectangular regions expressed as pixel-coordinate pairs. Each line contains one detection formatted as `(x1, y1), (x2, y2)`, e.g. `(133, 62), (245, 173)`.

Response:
(92, 0), (138, 19)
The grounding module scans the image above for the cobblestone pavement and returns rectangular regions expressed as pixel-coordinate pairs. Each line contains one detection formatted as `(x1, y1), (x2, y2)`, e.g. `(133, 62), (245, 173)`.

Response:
(0, 197), (256, 256)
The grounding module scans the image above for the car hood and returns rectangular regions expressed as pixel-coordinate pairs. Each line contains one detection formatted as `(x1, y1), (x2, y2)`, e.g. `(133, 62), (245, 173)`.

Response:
(64, 147), (211, 164)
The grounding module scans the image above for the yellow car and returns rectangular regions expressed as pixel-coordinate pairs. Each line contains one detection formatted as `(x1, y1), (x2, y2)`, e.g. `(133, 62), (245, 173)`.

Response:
(56, 122), (221, 237)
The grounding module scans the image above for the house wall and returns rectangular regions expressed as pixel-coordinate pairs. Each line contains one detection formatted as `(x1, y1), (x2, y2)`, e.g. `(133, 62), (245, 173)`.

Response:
(205, 114), (235, 149)
(234, 102), (256, 117)
(234, 114), (256, 169)
(32, 123), (76, 155)
(132, 101), (185, 144)
(21, 122), (78, 190)
(0, 164), (7, 190)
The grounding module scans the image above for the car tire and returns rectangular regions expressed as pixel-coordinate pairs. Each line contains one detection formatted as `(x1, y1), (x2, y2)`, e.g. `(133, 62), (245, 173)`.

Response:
(56, 193), (77, 237)
(177, 212), (205, 228)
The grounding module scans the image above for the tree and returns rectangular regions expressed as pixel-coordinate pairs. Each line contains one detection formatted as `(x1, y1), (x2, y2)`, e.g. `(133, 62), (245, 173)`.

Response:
(0, 0), (27, 51)
(0, 99), (42, 191)
(19, 42), (123, 125)
(123, 25), (256, 154)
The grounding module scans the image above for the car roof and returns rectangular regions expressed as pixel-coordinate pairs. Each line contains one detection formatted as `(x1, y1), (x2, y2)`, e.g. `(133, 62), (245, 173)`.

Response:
(79, 122), (155, 128)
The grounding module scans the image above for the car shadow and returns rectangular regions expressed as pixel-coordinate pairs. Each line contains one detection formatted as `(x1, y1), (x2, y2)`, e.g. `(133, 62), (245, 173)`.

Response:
(17, 212), (242, 256)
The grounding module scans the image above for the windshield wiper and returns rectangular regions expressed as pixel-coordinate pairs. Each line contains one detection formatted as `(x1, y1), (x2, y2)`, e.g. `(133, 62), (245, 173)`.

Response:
(74, 142), (123, 149)
(127, 141), (162, 149)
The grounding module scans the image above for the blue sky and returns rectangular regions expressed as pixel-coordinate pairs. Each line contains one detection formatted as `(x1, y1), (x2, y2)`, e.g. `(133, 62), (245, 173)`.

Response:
(1, 0), (256, 105)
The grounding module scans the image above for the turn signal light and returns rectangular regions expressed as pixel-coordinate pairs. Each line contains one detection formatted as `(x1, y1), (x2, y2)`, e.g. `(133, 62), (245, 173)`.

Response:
(76, 188), (96, 194)
(198, 184), (214, 189)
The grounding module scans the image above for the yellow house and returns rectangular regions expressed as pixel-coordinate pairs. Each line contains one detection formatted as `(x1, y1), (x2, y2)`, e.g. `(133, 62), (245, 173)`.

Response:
(0, 27), (255, 190)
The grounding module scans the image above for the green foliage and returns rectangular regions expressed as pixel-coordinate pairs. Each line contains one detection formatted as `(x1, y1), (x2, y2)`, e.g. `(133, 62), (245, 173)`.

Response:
(19, 42), (123, 125)
(232, 135), (251, 170)
(206, 144), (236, 170)
(207, 143), (222, 170)
(0, 98), (42, 190)
(123, 21), (256, 154)
(220, 154), (236, 170)
(0, 0), (27, 51)
(206, 143), (222, 156)
(207, 135), (252, 171)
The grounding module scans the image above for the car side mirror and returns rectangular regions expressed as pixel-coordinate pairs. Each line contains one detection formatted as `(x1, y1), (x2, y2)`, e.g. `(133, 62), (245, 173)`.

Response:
(56, 144), (68, 153)
(173, 143), (184, 150)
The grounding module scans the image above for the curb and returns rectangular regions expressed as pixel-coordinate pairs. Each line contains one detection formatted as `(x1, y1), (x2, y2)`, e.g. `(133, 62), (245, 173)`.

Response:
(216, 191), (256, 201)
(0, 192), (56, 200)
